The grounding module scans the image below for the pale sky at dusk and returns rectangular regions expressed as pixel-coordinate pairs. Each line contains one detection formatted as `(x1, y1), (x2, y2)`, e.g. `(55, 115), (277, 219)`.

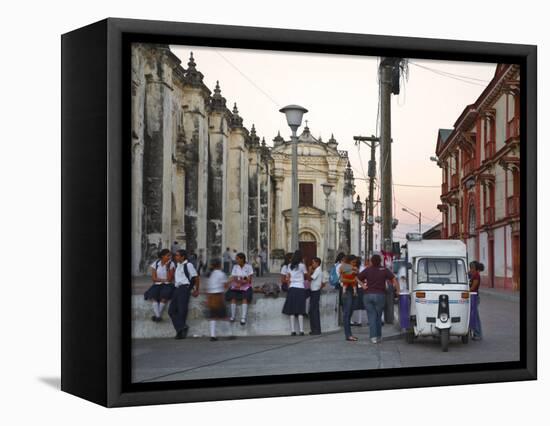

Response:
(171, 45), (496, 244)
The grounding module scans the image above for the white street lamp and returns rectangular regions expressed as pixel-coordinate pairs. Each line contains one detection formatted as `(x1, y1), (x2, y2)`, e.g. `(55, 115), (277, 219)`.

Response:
(321, 183), (334, 273)
(402, 207), (422, 234)
(280, 104), (308, 251)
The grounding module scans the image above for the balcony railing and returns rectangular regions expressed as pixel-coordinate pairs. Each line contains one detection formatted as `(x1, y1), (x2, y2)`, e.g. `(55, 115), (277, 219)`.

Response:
(451, 174), (459, 189)
(507, 116), (520, 141)
(451, 223), (459, 237)
(507, 195), (520, 216)
(485, 206), (495, 224)
(441, 182), (448, 194)
(485, 140), (496, 159)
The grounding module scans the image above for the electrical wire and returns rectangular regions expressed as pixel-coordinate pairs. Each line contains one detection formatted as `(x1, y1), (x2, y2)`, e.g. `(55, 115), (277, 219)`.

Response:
(409, 61), (491, 83)
(408, 61), (489, 87)
(215, 50), (282, 108)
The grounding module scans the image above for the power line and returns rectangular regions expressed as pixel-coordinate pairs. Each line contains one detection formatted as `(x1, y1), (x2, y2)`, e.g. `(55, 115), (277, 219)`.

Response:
(409, 61), (491, 83)
(215, 50), (282, 108)
(408, 61), (489, 87)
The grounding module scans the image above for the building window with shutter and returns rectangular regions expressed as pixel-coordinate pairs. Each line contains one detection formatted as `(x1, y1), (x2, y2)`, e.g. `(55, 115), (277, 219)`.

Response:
(299, 183), (313, 207)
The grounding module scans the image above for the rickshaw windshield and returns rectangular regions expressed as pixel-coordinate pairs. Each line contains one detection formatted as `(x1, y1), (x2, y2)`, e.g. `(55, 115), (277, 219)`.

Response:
(417, 258), (468, 284)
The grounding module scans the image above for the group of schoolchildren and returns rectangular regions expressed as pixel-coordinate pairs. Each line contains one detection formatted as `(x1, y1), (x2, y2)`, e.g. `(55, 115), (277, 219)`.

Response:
(329, 252), (400, 343)
(144, 245), (402, 343)
(145, 247), (260, 341)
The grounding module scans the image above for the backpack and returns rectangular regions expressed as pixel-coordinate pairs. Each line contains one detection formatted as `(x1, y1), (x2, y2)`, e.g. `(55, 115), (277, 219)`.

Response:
(181, 262), (197, 288)
(329, 264), (340, 288)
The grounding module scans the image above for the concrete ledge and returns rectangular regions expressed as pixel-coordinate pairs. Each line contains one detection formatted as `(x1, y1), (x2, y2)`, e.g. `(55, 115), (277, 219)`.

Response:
(132, 290), (341, 338)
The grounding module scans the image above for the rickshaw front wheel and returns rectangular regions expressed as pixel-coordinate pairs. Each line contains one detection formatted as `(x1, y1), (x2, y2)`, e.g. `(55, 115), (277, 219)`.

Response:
(440, 329), (449, 352)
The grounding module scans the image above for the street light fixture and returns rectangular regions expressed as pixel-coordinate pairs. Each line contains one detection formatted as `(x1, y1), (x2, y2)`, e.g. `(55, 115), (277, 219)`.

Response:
(402, 207), (422, 234)
(280, 104), (308, 251)
(321, 183), (334, 273)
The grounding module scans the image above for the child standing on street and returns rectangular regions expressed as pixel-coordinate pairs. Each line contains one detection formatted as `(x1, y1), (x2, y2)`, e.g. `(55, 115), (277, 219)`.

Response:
(206, 258), (230, 341)
(340, 255), (359, 297)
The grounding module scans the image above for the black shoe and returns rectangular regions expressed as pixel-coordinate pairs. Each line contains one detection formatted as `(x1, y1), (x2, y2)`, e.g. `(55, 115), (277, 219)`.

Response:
(240, 319), (246, 325)
(299, 332), (305, 336)
(151, 315), (158, 322)
(291, 332), (297, 336)
(175, 331), (185, 340)
(210, 337), (218, 342)
(309, 331), (321, 335)
(156, 316), (162, 322)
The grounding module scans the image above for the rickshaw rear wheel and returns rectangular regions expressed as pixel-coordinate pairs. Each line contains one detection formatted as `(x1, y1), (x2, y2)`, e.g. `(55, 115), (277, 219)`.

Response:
(405, 329), (414, 344)
(461, 334), (469, 344)
(440, 329), (449, 352)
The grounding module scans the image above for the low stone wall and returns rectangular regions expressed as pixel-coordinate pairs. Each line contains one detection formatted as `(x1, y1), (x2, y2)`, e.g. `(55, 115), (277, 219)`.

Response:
(132, 289), (340, 338)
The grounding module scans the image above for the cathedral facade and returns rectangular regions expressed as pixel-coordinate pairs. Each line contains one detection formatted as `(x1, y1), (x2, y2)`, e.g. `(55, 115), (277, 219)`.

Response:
(131, 43), (361, 276)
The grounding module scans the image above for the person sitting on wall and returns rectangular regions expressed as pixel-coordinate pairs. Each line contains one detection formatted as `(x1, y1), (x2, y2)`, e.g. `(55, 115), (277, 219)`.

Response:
(143, 249), (175, 323)
(225, 252), (254, 325)
(169, 249), (199, 339)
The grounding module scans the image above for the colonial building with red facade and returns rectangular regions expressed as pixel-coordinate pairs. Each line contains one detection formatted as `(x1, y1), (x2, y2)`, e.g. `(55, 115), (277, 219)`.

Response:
(435, 64), (520, 291)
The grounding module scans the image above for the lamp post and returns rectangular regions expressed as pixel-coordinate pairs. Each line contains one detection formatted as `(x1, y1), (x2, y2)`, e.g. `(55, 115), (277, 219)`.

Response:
(321, 183), (334, 273)
(279, 104), (308, 251)
(402, 207), (422, 234)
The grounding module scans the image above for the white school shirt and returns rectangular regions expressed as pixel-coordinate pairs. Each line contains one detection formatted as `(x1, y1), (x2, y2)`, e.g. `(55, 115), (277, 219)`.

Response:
(151, 261), (175, 284)
(231, 263), (254, 278)
(175, 260), (198, 287)
(207, 270), (226, 293)
(287, 263), (307, 289)
(230, 263), (254, 290)
(310, 266), (323, 291)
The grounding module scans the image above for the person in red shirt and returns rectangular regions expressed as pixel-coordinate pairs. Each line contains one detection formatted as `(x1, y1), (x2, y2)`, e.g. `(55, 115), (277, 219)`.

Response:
(469, 261), (483, 340)
(357, 254), (399, 343)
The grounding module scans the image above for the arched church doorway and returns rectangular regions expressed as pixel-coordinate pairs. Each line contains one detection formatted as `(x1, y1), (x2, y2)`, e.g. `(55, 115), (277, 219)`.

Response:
(299, 231), (317, 266)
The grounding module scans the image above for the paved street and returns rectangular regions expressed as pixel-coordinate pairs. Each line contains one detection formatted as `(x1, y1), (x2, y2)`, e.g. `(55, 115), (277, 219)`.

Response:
(132, 291), (519, 383)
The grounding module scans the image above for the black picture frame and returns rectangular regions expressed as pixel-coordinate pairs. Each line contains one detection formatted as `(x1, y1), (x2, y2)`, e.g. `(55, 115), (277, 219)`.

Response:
(61, 17), (537, 407)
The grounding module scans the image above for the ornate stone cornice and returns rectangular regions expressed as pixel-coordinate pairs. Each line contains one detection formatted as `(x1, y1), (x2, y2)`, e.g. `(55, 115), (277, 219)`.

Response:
(229, 103), (244, 129)
(478, 173), (496, 187)
(182, 52), (211, 97)
(498, 156), (520, 172)
(209, 80), (229, 113)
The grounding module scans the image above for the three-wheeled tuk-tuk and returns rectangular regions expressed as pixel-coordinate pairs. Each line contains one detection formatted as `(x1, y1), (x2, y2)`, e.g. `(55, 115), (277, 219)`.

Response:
(397, 233), (470, 352)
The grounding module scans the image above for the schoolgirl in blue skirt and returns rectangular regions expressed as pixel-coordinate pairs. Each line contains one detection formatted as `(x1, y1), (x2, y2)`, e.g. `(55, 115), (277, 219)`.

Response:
(282, 250), (308, 335)
(144, 248), (176, 322)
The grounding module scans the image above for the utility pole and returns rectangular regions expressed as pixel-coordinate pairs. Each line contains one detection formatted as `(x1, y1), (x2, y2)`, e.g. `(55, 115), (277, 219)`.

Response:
(379, 58), (394, 253)
(379, 57), (403, 325)
(354, 135), (379, 259)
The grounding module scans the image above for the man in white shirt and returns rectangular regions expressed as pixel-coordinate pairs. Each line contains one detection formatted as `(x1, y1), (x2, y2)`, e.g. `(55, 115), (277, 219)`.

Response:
(308, 257), (324, 335)
(169, 249), (200, 339)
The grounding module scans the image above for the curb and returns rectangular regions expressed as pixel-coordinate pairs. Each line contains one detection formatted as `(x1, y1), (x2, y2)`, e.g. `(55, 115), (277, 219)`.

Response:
(478, 288), (520, 303)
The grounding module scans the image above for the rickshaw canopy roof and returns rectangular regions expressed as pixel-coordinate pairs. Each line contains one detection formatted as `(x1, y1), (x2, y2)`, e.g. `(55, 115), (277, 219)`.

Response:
(407, 239), (467, 259)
